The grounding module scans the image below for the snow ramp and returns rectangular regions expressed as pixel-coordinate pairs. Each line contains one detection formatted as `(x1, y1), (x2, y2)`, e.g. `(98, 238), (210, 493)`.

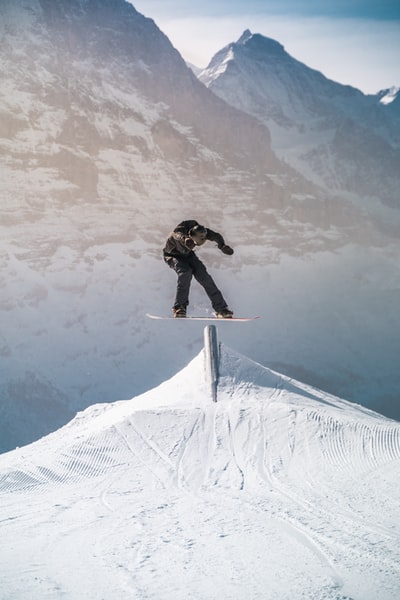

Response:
(1, 345), (400, 599)
(1, 344), (397, 494)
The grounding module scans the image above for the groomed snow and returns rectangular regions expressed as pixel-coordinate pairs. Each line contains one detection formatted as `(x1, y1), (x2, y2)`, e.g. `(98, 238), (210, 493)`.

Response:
(1, 345), (400, 599)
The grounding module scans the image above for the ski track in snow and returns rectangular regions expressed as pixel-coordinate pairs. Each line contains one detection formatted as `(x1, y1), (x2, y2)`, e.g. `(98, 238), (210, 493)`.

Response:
(1, 348), (400, 599)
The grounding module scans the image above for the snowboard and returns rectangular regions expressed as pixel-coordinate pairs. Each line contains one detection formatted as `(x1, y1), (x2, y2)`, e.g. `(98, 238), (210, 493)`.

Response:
(146, 313), (260, 322)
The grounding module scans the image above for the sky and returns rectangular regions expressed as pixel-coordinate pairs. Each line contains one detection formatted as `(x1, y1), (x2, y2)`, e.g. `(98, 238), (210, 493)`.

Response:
(130, 0), (400, 94)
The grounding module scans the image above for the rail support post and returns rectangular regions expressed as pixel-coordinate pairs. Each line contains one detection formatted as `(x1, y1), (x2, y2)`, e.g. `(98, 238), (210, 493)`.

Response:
(204, 325), (219, 402)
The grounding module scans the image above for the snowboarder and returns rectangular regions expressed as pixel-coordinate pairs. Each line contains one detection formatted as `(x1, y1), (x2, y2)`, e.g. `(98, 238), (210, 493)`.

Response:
(163, 220), (234, 318)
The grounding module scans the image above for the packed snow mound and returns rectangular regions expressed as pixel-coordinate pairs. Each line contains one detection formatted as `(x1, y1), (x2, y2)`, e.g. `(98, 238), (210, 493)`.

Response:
(1, 345), (399, 495)
(1, 346), (400, 599)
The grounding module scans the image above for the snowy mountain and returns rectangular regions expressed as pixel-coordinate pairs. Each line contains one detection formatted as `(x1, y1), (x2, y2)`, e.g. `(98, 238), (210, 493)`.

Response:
(1, 345), (400, 599)
(0, 0), (291, 451)
(1, 2), (400, 453)
(199, 30), (400, 207)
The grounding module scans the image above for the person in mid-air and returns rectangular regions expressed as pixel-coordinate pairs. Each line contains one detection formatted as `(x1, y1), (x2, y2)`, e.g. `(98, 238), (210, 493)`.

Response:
(163, 220), (234, 318)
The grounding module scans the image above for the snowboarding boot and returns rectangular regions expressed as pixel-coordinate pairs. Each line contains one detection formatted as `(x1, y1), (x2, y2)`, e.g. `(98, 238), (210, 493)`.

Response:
(215, 307), (233, 319)
(173, 305), (187, 318)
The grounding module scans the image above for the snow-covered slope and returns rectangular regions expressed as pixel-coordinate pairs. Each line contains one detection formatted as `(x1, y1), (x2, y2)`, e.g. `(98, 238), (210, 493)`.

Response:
(199, 30), (400, 207)
(1, 346), (400, 599)
(378, 87), (400, 107)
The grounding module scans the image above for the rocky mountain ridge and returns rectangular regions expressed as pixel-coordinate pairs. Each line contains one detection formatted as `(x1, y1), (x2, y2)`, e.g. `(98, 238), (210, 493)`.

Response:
(199, 30), (400, 209)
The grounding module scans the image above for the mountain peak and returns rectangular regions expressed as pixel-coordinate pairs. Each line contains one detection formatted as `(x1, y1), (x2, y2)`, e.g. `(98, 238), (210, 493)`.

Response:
(236, 30), (285, 55)
(201, 31), (287, 86)
(237, 29), (252, 45)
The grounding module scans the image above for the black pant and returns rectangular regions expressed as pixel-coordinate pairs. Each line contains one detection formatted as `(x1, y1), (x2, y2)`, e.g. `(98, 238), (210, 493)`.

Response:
(166, 254), (227, 311)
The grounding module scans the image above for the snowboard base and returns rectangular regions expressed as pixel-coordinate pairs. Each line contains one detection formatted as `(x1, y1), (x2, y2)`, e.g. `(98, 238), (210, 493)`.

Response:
(146, 314), (260, 322)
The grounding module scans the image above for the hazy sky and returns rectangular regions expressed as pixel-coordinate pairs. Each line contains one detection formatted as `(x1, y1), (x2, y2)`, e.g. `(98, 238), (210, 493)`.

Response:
(130, 1), (400, 94)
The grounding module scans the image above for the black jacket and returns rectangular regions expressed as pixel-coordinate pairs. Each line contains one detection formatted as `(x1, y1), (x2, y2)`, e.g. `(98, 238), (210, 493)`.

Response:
(163, 220), (225, 259)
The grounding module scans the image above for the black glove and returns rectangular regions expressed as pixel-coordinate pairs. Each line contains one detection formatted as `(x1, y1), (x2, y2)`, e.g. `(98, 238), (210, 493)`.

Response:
(221, 245), (234, 255)
(185, 237), (196, 250)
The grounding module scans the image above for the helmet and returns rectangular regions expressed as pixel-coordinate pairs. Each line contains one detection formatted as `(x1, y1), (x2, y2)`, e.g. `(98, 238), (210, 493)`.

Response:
(189, 225), (207, 245)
